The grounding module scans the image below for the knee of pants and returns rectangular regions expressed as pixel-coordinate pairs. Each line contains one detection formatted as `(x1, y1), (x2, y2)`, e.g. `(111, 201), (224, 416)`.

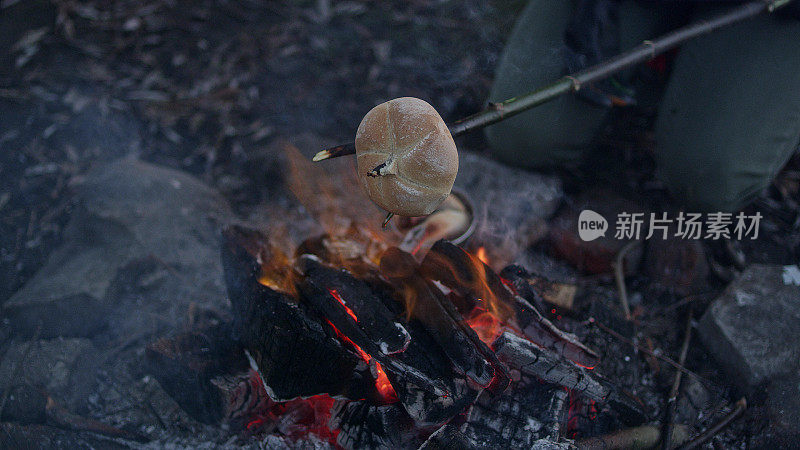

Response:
(484, 0), (608, 169)
(654, 13), (800, 212)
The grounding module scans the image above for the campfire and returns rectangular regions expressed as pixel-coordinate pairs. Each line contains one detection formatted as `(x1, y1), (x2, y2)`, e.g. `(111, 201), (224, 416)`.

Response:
(143, 216), (645, 449)
(135, 144), (652, 449)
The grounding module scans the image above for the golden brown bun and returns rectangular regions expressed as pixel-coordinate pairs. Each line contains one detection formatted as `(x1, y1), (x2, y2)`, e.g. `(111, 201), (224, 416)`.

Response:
(355, 97), (458, 216)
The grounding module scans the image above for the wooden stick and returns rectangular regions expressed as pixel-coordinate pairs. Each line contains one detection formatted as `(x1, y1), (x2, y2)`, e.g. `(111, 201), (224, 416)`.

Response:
(662, 310), (693, 449)
(614, 241), (639, 320)
(313, 0), (790, 162)
(682, 397), (747, 449)
(590, 318), (712, 388)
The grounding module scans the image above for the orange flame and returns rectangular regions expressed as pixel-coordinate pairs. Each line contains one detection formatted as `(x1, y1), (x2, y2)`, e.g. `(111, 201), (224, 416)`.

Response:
(476, 247), (489, 265)
(256, 244), (299, 298)
(466, 306), (503, 347)
(325, 319), (397, 403)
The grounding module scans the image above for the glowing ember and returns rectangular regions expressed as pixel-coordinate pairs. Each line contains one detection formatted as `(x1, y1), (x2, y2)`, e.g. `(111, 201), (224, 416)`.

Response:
(243, 371), (338, 443)
(328, 288), (358, 322)
(325, 319), (398, 403)
(466, 306), (503, 347)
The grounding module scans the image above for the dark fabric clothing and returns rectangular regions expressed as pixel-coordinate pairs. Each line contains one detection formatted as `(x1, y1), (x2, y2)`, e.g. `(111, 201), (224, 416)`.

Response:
(485, 0), (800, 212)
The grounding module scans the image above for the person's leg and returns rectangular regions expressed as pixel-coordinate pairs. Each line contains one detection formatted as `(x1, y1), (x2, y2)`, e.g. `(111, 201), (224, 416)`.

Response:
(485, 0), (667, 169)
(655, 12), (800, 212)
(485, 0), (608, 169)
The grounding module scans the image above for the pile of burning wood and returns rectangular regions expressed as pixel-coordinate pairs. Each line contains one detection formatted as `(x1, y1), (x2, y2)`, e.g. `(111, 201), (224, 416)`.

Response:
(145, 224), (644, 449)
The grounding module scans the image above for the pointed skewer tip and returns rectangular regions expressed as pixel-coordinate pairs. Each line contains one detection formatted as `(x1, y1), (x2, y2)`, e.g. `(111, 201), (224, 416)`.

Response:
(312, 150), (329, 162)
(382, 212), (394, 229)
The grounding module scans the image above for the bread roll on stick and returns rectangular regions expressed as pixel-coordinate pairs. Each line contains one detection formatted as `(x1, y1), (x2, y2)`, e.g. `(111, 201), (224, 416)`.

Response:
(356, 97), (458, 217)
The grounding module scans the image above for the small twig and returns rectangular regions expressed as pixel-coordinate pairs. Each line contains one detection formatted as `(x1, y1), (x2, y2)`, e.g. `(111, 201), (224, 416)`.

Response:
(614, 241), (639, 320)
(577, 424), (690, 450)
(0, 324), (41, 419)
(590, 318), (712, 388)
(46, 395), (149, 442)
(662, 309), (694, 449)
(681, 397), (747, 449)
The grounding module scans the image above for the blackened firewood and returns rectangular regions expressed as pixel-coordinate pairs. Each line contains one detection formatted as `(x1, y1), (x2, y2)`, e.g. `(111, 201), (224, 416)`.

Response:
(221, 226), (377, 402)
(421, 241), (598, 372)
(493, 331), (608, 401)
(296, 255), (410, 355)
(381, 247), (510, 392)
(422, 378), (569, 450)
(387, 318), (481, 426)
(463, 378), (569, 449)
(510, 294), (600, 370)
(210, 370), (270, 430)
(329, 401), (418, 450)
(500, 265), (578, 311)
(145, 321), (247, 424)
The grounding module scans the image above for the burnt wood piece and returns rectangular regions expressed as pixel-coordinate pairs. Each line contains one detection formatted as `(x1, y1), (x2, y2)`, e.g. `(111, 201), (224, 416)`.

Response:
(296, 255), (410, 355)
(221, 226), (377, 402)
(381, 247), (510, 392)
(297, 258), (477, 425)
(210, 369), (271, 430)
(510, 291), (599, 370)
(465, 377), (569, 449)
(500, 265), (577, 311)
(296, 235), (388, 283)
(422, 241), (599, 369)
(387, 317), (482, 426)
(145, 321), (247, 424)
(422, 377), (569, 450)
(295, 254), (453, 407)
(329, 401), (418, 450)
(493, 331), (608, 401)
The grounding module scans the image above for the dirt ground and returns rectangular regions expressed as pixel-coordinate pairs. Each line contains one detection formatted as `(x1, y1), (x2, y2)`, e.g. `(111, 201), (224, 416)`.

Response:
(2, 0), (799, 447)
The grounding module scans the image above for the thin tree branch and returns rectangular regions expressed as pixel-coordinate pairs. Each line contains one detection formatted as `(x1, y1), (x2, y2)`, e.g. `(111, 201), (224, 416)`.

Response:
(662, 310), (694, 449)
(313, 0), (791, 162)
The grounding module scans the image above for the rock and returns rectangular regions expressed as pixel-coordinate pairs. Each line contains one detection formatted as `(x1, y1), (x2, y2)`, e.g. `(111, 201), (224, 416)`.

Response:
(645, 237), (709, 296)
(0, 338), (98, 412)
(455, 151), (563, 267)
(0, 384), (48, 424)
(2, 158), (232, 339)
(547, 192), (645, 275)
(0, 422), (131, 450)
(766, 373), (800, 445)
(698, 264), (800, 390)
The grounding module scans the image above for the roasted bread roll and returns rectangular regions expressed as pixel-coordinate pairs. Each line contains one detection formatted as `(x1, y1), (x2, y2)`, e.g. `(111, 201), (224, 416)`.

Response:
(355, 97), (458, 217)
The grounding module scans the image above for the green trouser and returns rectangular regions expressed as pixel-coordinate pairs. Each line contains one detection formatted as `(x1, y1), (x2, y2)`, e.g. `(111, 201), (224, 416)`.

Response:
(485, 0), (800, 212)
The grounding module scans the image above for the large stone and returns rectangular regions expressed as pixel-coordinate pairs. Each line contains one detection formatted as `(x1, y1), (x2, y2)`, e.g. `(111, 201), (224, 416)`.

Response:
(2, 158), (232, 339)
(0, 338), (98, 412)
(698, 264), (800, 390)
(455, 151), (563, 266)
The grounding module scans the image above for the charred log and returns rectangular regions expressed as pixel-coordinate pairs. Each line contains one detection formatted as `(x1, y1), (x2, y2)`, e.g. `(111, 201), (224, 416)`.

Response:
(493, 331), (608, 401)
(381, 247), (510, 392)
(463, 379), (569, 449)
(329, 401), (418, 450)
(295, 255), (410, 355)
(221, 226), (377, 402)
(145, 321), (246, 424)
(421, 241), (599, 371)
(422, 378), (570, 450)
(386, 318), (481, 426)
